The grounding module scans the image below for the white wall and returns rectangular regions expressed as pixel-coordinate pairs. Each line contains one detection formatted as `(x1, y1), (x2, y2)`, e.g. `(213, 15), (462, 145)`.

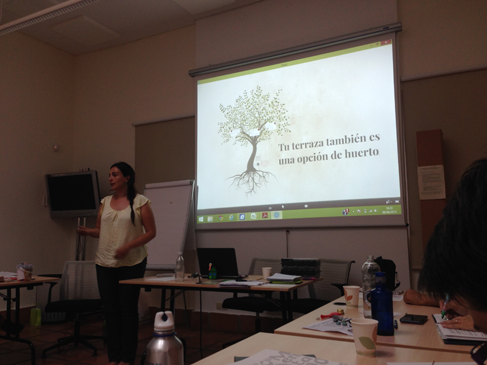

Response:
(72, 26), (196, 260)
(397, 0), (487, 80)
(0, 32), (76, 309)
(196, 0), (398, 68)
(0, 33), (76, 275)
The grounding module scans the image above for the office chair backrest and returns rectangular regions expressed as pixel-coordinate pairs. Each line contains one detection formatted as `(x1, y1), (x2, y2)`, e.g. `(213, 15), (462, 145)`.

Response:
(59, 261), (100, 301)
(248, 258), (281, 276)
(309, 259), (354, 302)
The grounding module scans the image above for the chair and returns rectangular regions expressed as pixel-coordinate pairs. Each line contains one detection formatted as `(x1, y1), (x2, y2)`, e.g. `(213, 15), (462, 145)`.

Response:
(222, 258), (282, 333)
(42, 261), (105, 358)
(290, 259), (355, 314)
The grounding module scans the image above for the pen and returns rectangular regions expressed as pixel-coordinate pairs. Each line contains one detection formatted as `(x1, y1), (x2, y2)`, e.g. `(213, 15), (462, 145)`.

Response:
(441, 294), (449, 319)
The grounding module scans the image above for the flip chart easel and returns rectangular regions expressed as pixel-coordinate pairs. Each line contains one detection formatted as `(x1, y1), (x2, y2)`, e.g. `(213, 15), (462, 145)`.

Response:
(143, 180), (194, 270)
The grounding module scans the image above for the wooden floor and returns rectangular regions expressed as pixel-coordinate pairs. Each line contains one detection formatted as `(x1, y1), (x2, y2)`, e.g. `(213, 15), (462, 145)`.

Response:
(0, 314), (253, 365)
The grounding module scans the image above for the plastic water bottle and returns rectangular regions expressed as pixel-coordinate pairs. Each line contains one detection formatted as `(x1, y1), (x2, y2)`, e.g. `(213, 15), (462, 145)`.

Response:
(370, 271), (394, 336)
(361, 255), (380, 318)
(144, 311), (184, 365)
(209, 264), (217, 280)
(175, 252), (184, 282)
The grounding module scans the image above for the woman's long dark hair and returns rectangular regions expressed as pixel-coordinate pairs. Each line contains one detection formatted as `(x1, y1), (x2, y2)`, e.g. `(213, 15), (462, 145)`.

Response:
(111, 162), (137, 225)
(419, 158), (487, 311)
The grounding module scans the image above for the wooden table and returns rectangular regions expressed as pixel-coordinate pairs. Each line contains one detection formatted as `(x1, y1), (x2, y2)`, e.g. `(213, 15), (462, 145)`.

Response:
(120, 275), (318, 323)
(274, 296), (474, 353)
(0, 276), (59, 365)
(191, 332), (474, 365)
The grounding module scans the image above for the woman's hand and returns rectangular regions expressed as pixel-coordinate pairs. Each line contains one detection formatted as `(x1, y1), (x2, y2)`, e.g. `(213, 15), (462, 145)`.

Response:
(77, 226), (91, 236)
(76, 207), (102, 238)
(114, 245), (130, 260)
(77, 225), (100, 238)
(441, 315), (475, 331)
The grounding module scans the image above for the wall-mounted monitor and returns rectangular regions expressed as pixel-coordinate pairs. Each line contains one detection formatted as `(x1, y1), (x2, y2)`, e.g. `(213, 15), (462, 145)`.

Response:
(194, 30), (405, 229)
(45, 170), (100, 218)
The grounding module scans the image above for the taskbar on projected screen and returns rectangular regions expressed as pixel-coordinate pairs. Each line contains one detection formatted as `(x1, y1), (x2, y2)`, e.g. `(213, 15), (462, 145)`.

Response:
(196, 205), (402, 224)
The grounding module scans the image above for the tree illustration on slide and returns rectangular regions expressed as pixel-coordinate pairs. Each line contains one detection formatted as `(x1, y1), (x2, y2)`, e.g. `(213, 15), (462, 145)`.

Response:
(218, 86), (290, 196)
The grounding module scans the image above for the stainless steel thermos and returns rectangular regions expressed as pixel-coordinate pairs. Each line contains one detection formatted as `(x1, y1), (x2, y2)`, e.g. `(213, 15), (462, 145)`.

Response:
(145, 311), (183, 365)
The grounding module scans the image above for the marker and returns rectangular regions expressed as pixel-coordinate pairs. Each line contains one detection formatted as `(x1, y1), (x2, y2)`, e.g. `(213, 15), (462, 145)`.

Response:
(441, 294), (450, 319)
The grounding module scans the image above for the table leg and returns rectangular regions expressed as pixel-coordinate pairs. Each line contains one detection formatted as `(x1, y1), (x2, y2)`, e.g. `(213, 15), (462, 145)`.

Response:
(280, 291), (294, 324)
(15, 288), (20, 339)
(0, 287), (36, 365)
(160, 289), (166, 311)
(286, 292), (293, 322)
(280, 292), (288, 323)
(170, 288), (175, 314)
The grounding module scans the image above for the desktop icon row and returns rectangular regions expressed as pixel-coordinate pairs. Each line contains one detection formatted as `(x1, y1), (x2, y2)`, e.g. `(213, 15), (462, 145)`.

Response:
(197, 211), (283, 223)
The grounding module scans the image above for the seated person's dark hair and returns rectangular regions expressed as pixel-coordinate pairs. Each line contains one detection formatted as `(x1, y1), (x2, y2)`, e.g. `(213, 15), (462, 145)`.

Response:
(418, 158), (487, 312)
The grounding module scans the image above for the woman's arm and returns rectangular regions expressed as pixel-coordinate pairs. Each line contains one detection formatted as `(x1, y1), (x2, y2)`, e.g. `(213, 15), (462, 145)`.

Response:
(114, 203), (156, 259)
(77, 206), (102, 238)
(403, 289), (439, 307)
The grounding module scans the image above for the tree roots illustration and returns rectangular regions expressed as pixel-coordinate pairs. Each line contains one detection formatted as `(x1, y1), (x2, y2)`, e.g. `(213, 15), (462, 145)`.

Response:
(218, 86), (290, 196)
(227, 169), (276, 197)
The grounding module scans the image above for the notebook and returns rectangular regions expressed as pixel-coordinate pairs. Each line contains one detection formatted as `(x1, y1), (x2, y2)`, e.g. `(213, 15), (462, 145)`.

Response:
(432, 314), (487, 345)
(197, 248), (242, 279)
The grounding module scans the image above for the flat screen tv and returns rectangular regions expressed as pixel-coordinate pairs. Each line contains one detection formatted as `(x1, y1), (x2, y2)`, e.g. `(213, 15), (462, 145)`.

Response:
(45, 170), (100, 218)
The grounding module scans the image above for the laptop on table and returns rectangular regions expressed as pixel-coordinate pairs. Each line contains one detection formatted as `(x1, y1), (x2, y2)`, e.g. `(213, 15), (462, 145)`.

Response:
(197, 248), (245, 279)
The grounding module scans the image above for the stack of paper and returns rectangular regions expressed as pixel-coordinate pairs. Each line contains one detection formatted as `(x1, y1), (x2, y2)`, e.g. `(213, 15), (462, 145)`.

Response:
(0, 272), (17, 282)
(266, 273), (302, 284)
(218, 280), (264, 287)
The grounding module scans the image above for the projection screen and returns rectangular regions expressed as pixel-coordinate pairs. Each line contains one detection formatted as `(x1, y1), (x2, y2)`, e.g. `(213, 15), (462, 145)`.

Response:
(192, 28), (406, 229)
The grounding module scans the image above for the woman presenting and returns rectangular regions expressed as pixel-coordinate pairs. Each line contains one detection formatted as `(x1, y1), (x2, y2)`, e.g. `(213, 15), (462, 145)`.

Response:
(78, 162), (156, 365)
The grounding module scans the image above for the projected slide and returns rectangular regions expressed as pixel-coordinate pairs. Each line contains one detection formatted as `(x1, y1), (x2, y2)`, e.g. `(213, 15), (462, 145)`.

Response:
(196, 39), (402, 228)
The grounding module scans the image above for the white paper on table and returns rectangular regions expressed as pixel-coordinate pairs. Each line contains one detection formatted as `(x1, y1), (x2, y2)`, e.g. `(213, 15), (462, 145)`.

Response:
(145, 277), (176, 281)
(303, 318), (353, 336)
(225, 349), (341, 365)
(219, 280), (264, 287)
(0, 271), (17, 281)
(0, 271), (17, 277)
(393, 294), (403, 301)
(266, 273), (301, 281)
(262, 283), (297, 289)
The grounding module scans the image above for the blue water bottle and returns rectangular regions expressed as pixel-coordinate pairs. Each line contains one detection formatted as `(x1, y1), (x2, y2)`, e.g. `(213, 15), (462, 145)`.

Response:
(370, 271), (394, 336)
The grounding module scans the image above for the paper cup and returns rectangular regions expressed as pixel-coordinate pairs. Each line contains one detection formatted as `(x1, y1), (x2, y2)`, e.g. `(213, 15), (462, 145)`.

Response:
(351, 318), (378, 356)
(262, 267), (272, 280)
(343, 285), (360, 307)
(17, 268), (32, 281)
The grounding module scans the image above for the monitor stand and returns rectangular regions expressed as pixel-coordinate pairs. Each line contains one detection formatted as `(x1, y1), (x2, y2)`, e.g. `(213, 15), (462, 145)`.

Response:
(76, 217), (87, 261)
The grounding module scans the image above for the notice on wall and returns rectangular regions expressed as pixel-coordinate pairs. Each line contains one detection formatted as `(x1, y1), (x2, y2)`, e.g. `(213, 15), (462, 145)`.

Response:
(417, 165), (446, 200)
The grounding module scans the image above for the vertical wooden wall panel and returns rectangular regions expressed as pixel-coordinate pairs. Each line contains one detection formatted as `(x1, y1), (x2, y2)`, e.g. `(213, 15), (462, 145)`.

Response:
(416, 130), (446, 252)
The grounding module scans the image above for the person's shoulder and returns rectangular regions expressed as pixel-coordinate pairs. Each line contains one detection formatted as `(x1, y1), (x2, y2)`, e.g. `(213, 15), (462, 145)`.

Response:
(135, 194), (150, 206)
(100, 195), (113, 205)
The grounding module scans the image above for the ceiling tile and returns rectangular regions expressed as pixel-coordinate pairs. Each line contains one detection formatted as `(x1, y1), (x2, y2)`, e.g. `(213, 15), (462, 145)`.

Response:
(51, 15), (119, 46)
